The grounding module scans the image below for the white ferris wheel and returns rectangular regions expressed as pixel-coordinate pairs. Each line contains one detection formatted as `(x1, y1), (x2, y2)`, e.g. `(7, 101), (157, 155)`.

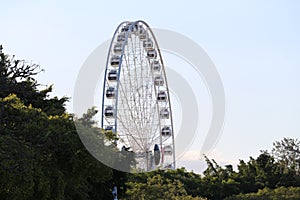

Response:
(101, 20), (175, 171)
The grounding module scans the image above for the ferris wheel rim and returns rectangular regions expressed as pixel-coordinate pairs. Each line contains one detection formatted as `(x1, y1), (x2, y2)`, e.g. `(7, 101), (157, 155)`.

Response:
(101, 20), (176, 170)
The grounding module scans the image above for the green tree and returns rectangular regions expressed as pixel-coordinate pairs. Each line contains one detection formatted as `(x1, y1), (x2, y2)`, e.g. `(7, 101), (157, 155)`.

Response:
(225, 186), (300, 200)
(199, 156), (240, 200)
(0, 45), (67, 116)
(235, 152), (283, 193)
(125, 173), (206, 200)
(0, 46), (129, 199)
(272, 137), (300, 175)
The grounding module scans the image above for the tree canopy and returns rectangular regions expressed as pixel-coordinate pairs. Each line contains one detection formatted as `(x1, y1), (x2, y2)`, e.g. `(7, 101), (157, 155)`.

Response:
(0, 46), (128, 200)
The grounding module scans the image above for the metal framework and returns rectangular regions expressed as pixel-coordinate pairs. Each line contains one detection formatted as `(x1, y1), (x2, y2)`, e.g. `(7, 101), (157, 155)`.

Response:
(101, 20), (175, 171)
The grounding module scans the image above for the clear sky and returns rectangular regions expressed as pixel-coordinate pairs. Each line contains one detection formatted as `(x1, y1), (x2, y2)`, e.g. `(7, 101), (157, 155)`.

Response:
(1, 0), (300, 173)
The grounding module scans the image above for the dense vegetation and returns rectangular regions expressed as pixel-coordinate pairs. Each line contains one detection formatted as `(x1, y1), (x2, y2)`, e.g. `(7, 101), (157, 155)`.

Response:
(1, 45), (299, 199)
(0, 46), (128, 199)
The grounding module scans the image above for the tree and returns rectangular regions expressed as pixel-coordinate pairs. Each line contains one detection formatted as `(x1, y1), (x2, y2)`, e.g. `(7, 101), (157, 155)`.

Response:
(125, 173), (206, 200)
(272, 137), (300, 174)
(225, 186), (300, 200)
(0, 46), (129, 199)
(235, 151), (287, 194)
(200, 156), (240, 200)
(0, 93), (119, 199)
(0, 45), (68, 116)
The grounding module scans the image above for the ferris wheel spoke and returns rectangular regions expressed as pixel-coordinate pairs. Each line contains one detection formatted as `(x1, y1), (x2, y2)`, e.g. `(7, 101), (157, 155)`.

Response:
(118, 82), (141, 135)
(119, 85), (146, 147)
(118, 118), (145, 151)
(122, 54), (145, 141)
(124, 54), (143, 137)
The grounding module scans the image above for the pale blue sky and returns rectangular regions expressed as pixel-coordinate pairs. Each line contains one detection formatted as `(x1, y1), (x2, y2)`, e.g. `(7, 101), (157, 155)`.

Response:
(1, 0), (300, 172)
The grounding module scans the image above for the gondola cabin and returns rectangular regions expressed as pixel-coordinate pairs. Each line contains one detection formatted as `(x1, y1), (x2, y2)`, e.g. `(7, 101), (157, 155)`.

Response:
(117, 32), (126, 42)
(106, 87), (116, 98)
(104, 106), (115, 117)
(113, 43), (123, 54)
(154, 144), (160, 165)
(147, 48), (157, 59)
(157, 91), (167, 101)
(108, 70), (118, 81)
(143, 39), (153, 49)
(154, 75), (164, 86)
(151, 60), (161, 71)
(128, 22), (138, 32)
(138, 27), (147, 41)
(121, 25), (129, 32)
(160, 108), (169, 119)
(110, 55), (120, 67)
(161, 126), (172, 137)
(105, 125), (114, 132)
(163, 145), (173, 155)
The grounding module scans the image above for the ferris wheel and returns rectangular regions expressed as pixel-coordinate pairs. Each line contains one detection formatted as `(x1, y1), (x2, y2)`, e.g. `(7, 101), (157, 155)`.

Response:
(101, 20), (175, 171)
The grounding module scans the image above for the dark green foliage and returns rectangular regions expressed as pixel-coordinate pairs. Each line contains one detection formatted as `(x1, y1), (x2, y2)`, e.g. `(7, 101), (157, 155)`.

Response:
(198, 156), (240, 199)
(125, 150), (300, 200)
(0, 46), (67, 116)
(125, 169), (206, 200)
(272, 137), (300, 175)
(0, 46), (129, 200)
(0, 90), (116, 200)
(224, 187), (300, 200)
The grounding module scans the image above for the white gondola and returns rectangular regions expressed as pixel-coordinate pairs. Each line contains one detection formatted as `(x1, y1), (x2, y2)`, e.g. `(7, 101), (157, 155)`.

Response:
(105, 125), (114, 132)
(113, 43), (123, 54)
(126, 22), (138, 32)
(130, 23), (139, 32)
(161, 126), (172, 137)
(154, 75), (164, 86)
(117, 32), (126, 42)
(163, 145), (173, 155)
(111, 55), (120, 67)
(108, 70), (118, 81)
(139, 33), (147, 40)
(104, 106), (115, 117)
(160, 108), (169, 119)
(147, 48), (157, 59)
(143, 39), (153, 49)
(164, 164), (174, 169)
(151, 60), (161, 71)
(157, 91), (167, 101)
(106, 87), (116, 98)
(121, 25), (130, 32)
(138, 27), (147, 41)
(154, 144), (160, 165)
